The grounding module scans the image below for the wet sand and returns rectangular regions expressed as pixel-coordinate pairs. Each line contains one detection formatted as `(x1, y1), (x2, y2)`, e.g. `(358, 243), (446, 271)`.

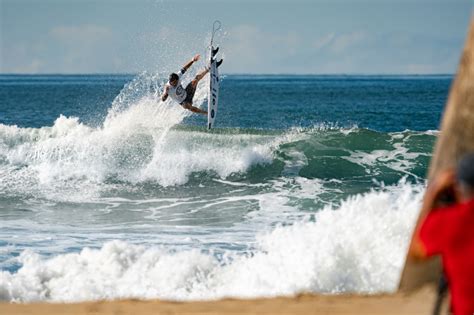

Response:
(0, 284), (444, 315)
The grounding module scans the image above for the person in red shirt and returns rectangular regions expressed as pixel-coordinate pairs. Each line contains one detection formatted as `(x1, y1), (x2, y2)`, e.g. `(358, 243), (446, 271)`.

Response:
(408, 153), (474, 315)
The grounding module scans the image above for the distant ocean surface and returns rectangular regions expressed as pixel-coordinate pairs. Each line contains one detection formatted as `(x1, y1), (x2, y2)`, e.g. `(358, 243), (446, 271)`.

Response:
(0, 73), (450, 302)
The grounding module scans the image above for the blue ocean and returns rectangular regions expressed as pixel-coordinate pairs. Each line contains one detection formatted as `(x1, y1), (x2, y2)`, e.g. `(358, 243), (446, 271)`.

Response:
(0, 72), (450, 302)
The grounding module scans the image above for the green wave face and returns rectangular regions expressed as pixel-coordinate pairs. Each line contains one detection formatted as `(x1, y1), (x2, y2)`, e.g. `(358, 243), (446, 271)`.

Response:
(175, 126), (436, 184)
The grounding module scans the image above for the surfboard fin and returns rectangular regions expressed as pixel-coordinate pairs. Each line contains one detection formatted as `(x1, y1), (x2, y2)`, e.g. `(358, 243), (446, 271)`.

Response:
(212, 47), (219, 57)
(216, 59), (223, 68)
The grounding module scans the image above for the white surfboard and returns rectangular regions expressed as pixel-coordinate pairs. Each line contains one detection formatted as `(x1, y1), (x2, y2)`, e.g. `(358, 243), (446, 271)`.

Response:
(207, 45), (220, 130)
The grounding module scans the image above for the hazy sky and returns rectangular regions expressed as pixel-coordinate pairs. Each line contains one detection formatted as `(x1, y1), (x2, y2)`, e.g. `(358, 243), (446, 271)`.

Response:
(1, 0), (472, 74)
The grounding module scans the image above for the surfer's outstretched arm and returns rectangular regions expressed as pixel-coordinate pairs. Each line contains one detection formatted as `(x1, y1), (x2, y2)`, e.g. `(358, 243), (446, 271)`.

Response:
(181, 54), (200, 73)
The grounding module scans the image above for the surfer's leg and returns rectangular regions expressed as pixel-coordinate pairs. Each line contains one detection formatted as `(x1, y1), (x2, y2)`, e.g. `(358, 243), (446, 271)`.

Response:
(191, 67), (210, 88)
(181, 102), (207, 115)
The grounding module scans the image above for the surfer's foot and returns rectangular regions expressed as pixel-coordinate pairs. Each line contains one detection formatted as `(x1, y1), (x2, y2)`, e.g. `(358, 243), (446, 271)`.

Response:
(216, 59), (223, 68)
(212, 46), (219, 56)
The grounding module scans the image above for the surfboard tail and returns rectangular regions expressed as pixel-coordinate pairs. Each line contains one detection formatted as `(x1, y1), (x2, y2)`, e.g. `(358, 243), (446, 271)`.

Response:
(212, 46), (219, 57)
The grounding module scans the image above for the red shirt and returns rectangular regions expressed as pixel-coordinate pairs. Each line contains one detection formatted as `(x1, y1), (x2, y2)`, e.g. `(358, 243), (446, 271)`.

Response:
(419, 198), (474, 315)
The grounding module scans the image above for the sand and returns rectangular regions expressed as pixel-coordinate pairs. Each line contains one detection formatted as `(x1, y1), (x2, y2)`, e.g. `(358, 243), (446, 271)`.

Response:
(0, 284), (446, 315)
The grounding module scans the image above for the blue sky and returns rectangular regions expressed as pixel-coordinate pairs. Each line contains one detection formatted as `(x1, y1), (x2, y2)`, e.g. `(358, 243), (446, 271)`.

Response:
(1, 0), (472, 74)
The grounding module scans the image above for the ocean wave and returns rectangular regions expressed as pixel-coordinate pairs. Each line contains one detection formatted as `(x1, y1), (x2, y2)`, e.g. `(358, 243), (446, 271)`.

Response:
(0, 109), (434, 201)
(0, 70), (436, 199)
(0, 180), (423, 302)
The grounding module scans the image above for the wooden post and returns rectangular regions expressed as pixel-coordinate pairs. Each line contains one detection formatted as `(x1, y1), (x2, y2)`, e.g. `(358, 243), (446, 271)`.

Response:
(399, 18), (474, 291)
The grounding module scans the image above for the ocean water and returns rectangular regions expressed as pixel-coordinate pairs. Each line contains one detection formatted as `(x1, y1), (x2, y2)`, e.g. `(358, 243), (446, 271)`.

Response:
(0, 73), (450, 302)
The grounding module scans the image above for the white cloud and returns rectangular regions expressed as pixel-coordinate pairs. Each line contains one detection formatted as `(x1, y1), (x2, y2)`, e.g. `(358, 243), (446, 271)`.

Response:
(405, 64), (436, 74)
(225, 25), (263, 68)
(47, 24), (118, 73)
(1, 42), (46, 73)
(224, 25), (304, 73)
(329, 31), (367, 54)
(14, 59), (43, 73)
(50, 25), (112, 43)
(223, 26), (375, 73)
(313, 33), (335, 50)
(0, 23), (463, 74)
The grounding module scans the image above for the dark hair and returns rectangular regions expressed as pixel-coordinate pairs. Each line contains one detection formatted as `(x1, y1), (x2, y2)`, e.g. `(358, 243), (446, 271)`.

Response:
(169, 73), (179, 82)
(457, 153), (474, 187)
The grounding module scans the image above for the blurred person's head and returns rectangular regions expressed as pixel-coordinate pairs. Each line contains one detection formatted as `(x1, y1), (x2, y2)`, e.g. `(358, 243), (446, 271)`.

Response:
(169, 73), (179, 87)
(456, 153), (474, 201)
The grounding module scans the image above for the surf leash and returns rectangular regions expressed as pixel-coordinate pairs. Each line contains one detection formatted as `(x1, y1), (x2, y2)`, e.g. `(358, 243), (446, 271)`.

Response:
(210, 20), (221, 47)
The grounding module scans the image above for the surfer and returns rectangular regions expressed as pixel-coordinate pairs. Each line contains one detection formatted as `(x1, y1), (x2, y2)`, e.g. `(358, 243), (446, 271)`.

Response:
(161, 54), (223, 115)
(408, 153), (474, 314)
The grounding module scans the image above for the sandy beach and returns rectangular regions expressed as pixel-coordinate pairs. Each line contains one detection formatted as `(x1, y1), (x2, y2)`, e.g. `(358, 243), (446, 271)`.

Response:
(0, 285), (444, 315)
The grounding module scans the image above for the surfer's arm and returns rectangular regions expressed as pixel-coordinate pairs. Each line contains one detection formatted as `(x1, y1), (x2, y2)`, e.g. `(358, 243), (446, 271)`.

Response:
(408, 235), (428, 261)
(181, 54), (200, 74)
(161, 85), (169, 102)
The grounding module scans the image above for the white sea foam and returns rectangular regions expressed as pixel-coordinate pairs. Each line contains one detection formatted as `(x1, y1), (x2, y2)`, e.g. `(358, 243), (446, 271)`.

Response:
(0, 90), (283, 198)
(342, 131), (431, 178)
(0, 181), (423, 302)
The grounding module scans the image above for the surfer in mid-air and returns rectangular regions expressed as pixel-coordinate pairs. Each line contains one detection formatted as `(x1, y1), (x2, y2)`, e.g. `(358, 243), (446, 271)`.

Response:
(161, 53), (222, 115)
